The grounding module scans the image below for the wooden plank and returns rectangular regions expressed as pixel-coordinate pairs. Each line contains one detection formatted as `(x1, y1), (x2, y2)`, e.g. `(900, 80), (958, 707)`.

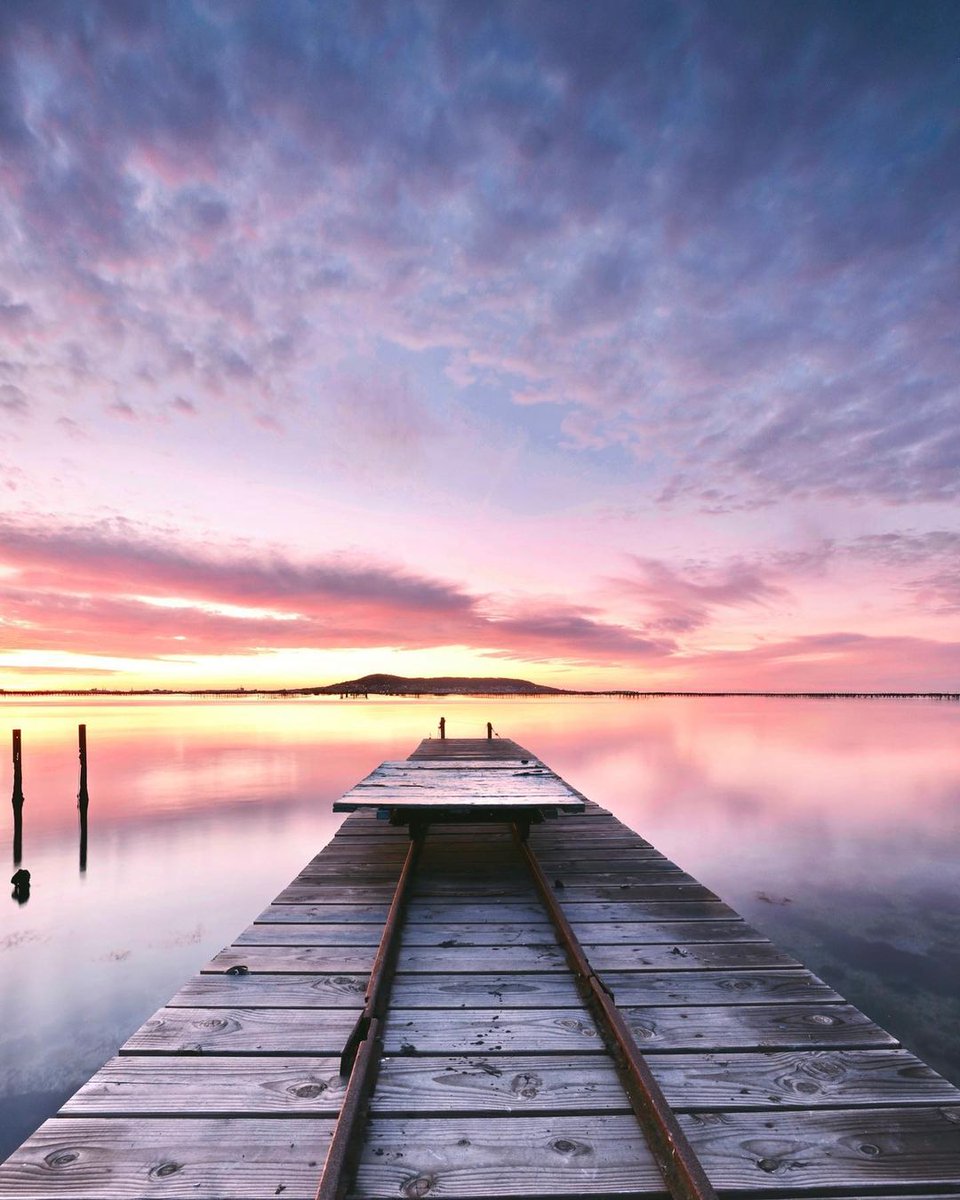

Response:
(569, 920), (761, 944)
(391, 974), (582, 1008)
(259, 902), (547, 926)
(205, 946), (376, 973)
(601, 968), (841, 1005)
(532, 848), (670, 862)
(623, 1003), (897, 1051)
(398, 944), (568, 972)
(206, 940), (793, 978)
(61, 1056), (346, 1115)
(551, 881), (715, 900)
(121, 1007), (358, 1055)
(352, 1109), (960, 1197)
(242, 919), (761, 949)
(273, 885), (402, 904)
(239, 924), (384, 946)
(555, 901), (738, 921)
(368, 1048), (960, 1115)
(371, 1054), (628, 1115)
(0, 1117), (333, 1199)
(648, 1048), (960, 1110)
(168, 974), (367, 1008)
(403, 899), (739, 923)
(237, 923), (560, 948)
(258, 901), (392, 921)
(384, 1003), (895, 1054)
(383, 1007), (602, 1054)
(586, 941), (800, 971)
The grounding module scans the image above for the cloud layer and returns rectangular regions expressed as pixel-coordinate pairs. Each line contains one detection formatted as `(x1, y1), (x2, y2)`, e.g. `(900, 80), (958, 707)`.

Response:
(1, 4), (958, 687)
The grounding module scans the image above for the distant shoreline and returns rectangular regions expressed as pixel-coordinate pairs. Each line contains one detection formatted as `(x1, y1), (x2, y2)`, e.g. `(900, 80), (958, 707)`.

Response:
(1, 689), (958, 700)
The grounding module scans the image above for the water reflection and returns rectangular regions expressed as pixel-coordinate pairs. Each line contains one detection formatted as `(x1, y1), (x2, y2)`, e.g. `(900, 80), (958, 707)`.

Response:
(0, 695), (957, 1162)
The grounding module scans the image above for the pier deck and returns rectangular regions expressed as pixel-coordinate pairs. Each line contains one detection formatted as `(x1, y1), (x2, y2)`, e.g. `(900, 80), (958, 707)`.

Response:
(1, 737), (958, 1198)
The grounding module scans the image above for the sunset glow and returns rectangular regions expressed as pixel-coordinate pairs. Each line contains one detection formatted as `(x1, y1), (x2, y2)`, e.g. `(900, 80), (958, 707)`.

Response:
(2, 3), (959, 691)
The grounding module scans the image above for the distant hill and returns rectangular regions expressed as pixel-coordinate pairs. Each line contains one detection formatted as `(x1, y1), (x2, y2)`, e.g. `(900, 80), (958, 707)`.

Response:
(309, 673), (572, 696)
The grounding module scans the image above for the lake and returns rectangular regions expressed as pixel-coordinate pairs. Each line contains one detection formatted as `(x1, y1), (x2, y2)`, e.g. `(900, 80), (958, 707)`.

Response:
(1, 694), (958, 1160)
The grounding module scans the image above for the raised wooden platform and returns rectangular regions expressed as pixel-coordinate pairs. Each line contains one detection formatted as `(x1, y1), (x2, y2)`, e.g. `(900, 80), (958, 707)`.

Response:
(1, 737), (958, 1198)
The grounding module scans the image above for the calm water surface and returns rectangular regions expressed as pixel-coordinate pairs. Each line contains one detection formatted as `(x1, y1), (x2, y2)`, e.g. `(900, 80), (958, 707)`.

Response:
(1, 695), (958, 1158)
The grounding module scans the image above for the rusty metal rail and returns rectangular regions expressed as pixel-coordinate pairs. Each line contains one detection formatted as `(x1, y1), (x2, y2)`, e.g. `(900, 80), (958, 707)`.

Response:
(315, 823), (426, 1200)
(316, 811), (717, 1200)
(514, 822), (719, 1200)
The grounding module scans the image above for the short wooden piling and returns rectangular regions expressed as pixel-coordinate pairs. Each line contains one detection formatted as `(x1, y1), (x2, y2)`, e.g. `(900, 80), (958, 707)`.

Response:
(77, 724), (89, 809)
(11, 729), (24, 806)
(77, 725), (89, 872)
(438, 716), (446, 740)
(11, 729), (24, 866)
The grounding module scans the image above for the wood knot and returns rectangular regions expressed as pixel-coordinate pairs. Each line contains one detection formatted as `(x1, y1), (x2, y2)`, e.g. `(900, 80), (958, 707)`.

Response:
(225, 964), (248, 975)
(807, 1012), (839, 1025)
(757, 1158), (781, 1174)
(402, 1173), (435, 1198)
(550, 1138), (592, 1157)
(150, 1161), (182, 1178)
(44, 1150), (78, 1168)
(194, 1016), (234, 1032)
(510, 1071), (542, 1099)
(291, 1082), (326, 1098)
(859, 1143), (880, 1156)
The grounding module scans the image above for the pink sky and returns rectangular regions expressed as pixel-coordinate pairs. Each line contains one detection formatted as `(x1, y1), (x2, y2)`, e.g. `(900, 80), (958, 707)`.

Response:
(2, 4), (959, 692)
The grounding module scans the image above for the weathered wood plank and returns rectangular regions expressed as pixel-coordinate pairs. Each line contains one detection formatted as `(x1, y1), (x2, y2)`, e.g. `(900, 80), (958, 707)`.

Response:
(403, 899), (738, 923)
(384, 1003), (895, 1054)
(121, 1007), (358, 1054)
(391, 973), (582, 1008)
(0, 1118), (333, 1199)
(258, 901), (392, 921)
(273, 885), (402, 904)
(206, 939), (798, 974)
(168, 973), (367, 1008)
(601, 968), (841, 1006)
(238, 922), (560, 947)
(554, 881), (718, 900)
(623, 1003), (897, 1051)
(371, 1054), (628, 1115)
(61, 1056), (346, 1115)
(369, 1048), (960, 1115)
(556, 901), (738, 921)
(243, 919), (386, 943)
(585, 941), (800, 971)
(570, 920), (761, 944)
(205, 946), (376, 973)
(352, 1109), (960, 1196)
(383, 1007), (603, 1053)
(259, 902), (547, 921)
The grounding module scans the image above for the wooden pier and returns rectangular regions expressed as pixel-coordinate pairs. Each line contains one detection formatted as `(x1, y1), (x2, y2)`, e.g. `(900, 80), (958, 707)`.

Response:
(1, 736), (959, 1198)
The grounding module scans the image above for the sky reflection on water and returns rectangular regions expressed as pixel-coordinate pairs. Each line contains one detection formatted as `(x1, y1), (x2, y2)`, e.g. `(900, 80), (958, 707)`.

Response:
(1, 695), (958, 1160)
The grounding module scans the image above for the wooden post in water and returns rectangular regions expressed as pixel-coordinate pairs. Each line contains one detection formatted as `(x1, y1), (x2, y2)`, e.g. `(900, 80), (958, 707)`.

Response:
(11, 730), (24, 866)
(486, 721), (493, 739)
(77, 724), (89, 873)
(11, 730), (24, 805)
(438, 716), (446, 740)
